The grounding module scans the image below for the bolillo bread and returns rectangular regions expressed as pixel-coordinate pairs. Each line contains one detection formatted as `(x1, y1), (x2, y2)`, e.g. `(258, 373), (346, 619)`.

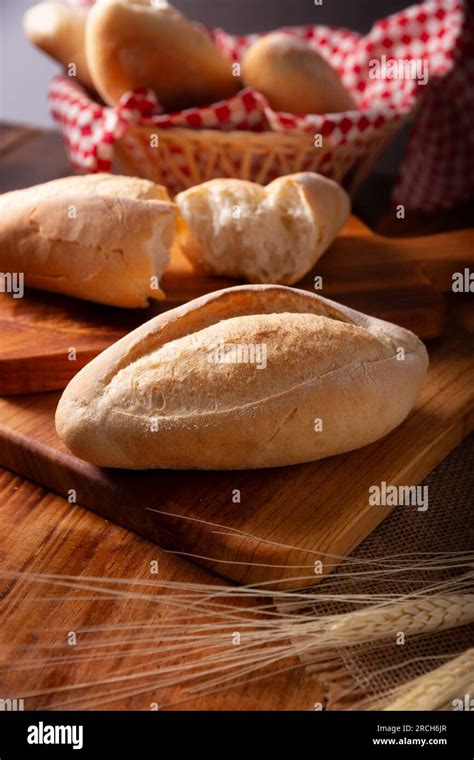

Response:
(55, 285), (428, 470)
(24, 2), (94, 91)
(85, 0), (240, 110)
(175, 173), (350, 285)
(0, 174), (176, 308)
(242, 32), (357, 114)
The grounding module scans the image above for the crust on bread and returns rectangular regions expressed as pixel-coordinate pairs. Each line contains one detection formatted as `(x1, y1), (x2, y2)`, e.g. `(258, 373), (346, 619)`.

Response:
(0, 173), (171, 204)
(55, 285), (429, 469)
(86, 0), (239, 109)
(24, 2), (94, 90)
(176, 173), (350, 285)
(0, 174), (176, 307)
(241, 32), (357, 114)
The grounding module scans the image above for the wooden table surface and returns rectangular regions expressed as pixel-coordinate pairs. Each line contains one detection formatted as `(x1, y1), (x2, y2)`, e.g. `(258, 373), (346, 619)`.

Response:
(0, 123), (322, 710)
(0, 122), (472, 710)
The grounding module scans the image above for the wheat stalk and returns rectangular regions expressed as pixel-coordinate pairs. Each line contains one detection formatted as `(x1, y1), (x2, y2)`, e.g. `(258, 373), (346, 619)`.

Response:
(318, 594), (474, 648)
(1, 567), (473, 710)
(381, 649), (474, 711)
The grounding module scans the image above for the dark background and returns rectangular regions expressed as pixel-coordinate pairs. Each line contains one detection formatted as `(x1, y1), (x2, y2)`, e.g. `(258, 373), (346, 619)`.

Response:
(173, 0), (410, 34)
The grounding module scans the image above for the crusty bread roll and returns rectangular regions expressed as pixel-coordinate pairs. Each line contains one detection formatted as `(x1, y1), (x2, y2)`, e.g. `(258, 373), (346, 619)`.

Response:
(56, 285), (428, 469)
(24, 2), (94, 90)
(0, 174), (176, 308)
(175, 173), (350, 284)
(242, 32), (356, 114)
(4, 173), (172, 203)
(85, 0), (240, 109)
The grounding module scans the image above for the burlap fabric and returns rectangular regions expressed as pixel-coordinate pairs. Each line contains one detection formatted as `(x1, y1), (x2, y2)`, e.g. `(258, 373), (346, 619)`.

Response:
(298, 433), (474, 710)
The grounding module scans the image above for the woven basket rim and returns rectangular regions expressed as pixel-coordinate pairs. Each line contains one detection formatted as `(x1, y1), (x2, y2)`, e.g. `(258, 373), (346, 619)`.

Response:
(126, 125), (315, 143)
(121, 121), (404, 146)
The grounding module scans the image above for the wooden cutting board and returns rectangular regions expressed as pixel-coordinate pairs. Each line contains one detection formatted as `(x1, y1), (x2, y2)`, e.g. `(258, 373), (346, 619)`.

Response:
(2, 215), (473, 394)
(0, 325), (473, 589)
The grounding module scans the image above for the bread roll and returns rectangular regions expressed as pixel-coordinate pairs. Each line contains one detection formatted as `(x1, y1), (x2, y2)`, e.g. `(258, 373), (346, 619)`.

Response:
(176, 173), (350, 284)
(242, 32), (356, 114)
(0, 174), (176, 308)
(55, 285), (428, 469)
(24, 2), (94, 90)
(86, 0), (240, 109)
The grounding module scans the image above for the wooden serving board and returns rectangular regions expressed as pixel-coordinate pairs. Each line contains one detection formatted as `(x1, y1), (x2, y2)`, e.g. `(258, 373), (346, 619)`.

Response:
(0, 326), (473, 589)
(2, 215), (473, 394)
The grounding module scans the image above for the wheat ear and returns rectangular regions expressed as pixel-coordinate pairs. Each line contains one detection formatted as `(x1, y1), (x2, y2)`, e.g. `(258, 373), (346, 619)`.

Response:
(381, 649), (474, 711)
(322, 594), (474, 647)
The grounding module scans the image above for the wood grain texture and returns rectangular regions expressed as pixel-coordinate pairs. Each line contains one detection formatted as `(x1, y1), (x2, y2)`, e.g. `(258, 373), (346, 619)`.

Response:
(0, 121), (473, 709)
(0, 469), (318, 710)
(1, 123), (472, 396)
(4, 212), (474, 394)
(0, 124), (322, 709)
(0, 123), (40, 158)
(0, 126), (70, 193)
(0, 328), (473, 590)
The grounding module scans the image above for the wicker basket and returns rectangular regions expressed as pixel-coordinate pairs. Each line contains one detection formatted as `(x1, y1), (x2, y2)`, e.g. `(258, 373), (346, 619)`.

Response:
(113, 120), (404, 198)
(48, 8), (420, 199)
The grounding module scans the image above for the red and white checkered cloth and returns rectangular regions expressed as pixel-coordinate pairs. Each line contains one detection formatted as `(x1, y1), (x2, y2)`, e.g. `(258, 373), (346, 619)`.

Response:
(392, 2), (474, 209)
(50, 0), (472, 210)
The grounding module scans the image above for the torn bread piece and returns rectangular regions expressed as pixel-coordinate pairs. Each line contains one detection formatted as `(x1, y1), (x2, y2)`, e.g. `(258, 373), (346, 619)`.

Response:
(56, 284), (428, 469)
(0, 174), (176, 307)
(175, 173), (350, 285)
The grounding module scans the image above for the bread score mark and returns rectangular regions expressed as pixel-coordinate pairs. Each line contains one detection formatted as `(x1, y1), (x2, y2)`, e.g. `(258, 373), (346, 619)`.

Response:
(55, 285), (428, 469)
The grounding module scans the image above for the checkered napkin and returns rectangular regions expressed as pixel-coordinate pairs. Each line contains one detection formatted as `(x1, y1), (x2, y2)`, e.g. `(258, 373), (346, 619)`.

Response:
(391, 2), (474, 209)
(50, 0), (470, 210)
